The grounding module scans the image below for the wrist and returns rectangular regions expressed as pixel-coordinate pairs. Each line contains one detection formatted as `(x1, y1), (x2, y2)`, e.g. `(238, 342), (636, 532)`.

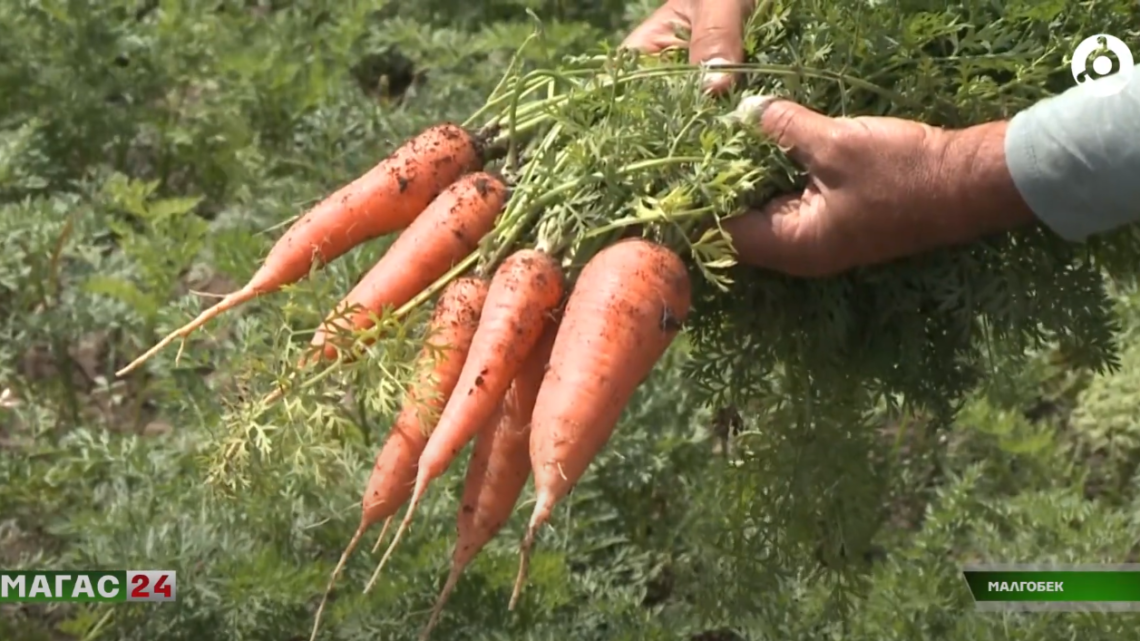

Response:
(933, 121), (1037, 241)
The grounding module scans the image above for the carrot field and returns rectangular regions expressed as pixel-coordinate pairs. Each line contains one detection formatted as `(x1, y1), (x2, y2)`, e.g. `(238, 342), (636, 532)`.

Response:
(2, 1), (1140, 640)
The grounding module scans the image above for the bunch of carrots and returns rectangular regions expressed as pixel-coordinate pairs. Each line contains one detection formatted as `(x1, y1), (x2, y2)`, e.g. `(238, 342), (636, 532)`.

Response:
(107, 25), (823, 634)
(115, 105), (697, 637)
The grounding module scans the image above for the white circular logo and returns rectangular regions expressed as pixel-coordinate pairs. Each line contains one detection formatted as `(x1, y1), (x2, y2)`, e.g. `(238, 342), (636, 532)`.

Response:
(1071, 34), (1134, 97)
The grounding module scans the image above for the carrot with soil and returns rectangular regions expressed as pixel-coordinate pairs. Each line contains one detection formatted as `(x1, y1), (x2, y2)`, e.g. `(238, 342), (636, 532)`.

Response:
(509, 238), (691, 609)
(304, 172), (507, 365)
(116, 123), (485, 377)
(419, 323), (557, 641)
(365, 249), (565, 592)
(308, 276), (488, 641)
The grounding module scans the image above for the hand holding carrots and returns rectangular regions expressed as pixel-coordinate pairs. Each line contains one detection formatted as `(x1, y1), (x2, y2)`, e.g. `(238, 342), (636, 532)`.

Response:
(722, 96), (1037, 277)
(110, 1), (1131, 635)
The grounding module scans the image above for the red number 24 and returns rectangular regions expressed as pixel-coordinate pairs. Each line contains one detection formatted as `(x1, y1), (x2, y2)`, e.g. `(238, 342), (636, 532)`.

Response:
(130, 573), (172, 598)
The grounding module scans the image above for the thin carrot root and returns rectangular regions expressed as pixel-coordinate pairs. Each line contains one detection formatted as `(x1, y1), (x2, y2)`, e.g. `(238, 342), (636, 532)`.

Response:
(364, 480), (425, 595)
(309, 522), (368, 641)
(508, 528), (535, 611)
(173, 337), (187, 366)
(410, 249), (564, 515)
(420, 561), (463, 641)
(424, 326), (555, 634)
(508, 495), (549, 611)
(366, 250), (562, 599)
(116, 285), (257, 376)
(370, 517), (393, 554)
(373, 250), (561, 600)
(261, 386), (285, 406)
(355, 277), (489, 596)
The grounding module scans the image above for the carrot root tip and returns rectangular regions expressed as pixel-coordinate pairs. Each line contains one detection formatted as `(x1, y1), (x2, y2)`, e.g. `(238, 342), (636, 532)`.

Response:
(508, 526), (537, 612)
(363, 493), (423, 595)
(369, 516), (393, 555)
(174, 336), (187, 366)
(114, 285), (258, 378)
(309, 525), (367, 641)
(420, 564), (463, 641)
(510, 491), (554, 611)
(261, 386), (285, 407)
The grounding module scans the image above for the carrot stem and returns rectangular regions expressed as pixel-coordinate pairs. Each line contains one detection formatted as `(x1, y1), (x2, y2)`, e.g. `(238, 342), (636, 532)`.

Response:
(257, 355), (343, 407)
(477, 60), (908, 152)
(580, 206), (716, 243)
(486, 154), (702, 273)
(463, 31), (542, 129)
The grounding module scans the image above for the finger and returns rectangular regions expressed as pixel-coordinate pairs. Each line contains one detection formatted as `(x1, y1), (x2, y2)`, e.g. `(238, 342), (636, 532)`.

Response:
(622, 1), (692, 54)
(733, 95), (836, 168)
(721, 194), (837, 277)
(690, 0), (754, 92)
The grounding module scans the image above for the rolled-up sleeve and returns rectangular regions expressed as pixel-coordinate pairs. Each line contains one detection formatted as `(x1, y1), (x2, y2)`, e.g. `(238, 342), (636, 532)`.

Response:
(1004, 65), (1140, 241)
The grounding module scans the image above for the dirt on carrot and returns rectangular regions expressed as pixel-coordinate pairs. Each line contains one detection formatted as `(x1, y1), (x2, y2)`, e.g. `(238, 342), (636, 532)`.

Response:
(419, 322), (557, 640)
(371, 248), (565, 592)
(116, 122), (484, 377)
(509, 237), (691, 609)
(305, 171), (507, 365)
(308, 275), (488, 641)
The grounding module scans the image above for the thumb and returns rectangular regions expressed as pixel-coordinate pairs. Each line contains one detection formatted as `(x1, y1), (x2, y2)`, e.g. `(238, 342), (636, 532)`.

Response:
(733, 96), (836, 167)
(689, 0), (753, 92)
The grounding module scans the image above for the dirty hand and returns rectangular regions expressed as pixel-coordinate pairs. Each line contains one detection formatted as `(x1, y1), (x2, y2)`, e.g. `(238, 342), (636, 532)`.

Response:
(622, 0), (757, 94)
(721, 96), (1037, 277)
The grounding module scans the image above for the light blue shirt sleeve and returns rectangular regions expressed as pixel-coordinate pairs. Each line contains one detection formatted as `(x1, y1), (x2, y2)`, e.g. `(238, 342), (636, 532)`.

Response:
(1004, 64), (1140, 241)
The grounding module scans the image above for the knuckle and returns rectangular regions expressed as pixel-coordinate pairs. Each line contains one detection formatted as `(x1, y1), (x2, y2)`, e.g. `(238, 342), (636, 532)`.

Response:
(767, 104), (799, 148)
(689, 27), (731, 53)
(803, 120), (862, 167)
(828, 118), (869, 152)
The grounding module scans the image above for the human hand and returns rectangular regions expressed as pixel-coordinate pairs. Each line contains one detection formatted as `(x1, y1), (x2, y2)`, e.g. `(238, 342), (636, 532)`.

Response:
(622, 0), (756, 94)
(722, 97), (1038, 277)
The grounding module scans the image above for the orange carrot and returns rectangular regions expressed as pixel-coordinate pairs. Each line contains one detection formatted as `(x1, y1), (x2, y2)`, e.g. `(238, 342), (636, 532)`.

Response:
(116, 123), (484, 377)
(370, 249), (564, 588)
(419, 324), (556, 641)
(308, 276), (487, 641)
(305, 172), (507, 365)
(509, 238), (691, 609)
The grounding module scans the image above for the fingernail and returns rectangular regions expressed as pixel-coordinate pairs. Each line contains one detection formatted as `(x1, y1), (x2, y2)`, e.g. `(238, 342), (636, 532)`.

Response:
(700, 57), (733, 91)
(731, 94), (776, 124)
